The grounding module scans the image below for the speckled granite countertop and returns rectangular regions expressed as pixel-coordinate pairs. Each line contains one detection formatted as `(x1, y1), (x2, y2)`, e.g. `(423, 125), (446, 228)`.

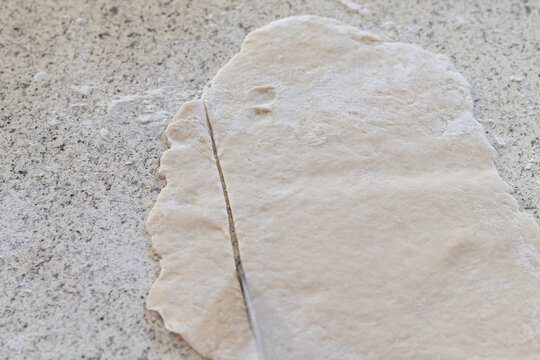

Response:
(1, 0), (538, 359)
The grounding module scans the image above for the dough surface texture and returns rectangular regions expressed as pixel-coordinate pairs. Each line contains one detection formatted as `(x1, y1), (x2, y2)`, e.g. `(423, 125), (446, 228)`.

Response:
(148, 15), (540, 360)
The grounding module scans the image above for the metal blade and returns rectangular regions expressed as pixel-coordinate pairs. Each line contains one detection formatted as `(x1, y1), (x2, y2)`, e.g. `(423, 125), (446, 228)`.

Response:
(237, 264), (267, 360)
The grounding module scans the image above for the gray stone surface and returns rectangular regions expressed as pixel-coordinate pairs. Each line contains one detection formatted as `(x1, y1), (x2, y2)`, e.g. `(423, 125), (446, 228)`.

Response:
(0, 0), (537, 359)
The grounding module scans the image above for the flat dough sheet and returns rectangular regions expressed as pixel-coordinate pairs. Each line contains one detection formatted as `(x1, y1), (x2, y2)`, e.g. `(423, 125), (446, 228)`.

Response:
(147, 16), (540, 360)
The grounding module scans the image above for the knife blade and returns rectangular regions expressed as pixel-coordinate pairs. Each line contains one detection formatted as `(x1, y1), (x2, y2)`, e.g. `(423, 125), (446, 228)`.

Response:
(236, 263), (267, 360)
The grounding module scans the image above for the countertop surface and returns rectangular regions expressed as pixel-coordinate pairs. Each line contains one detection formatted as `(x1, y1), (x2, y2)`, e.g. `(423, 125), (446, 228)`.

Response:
(1, 0), (538, 359)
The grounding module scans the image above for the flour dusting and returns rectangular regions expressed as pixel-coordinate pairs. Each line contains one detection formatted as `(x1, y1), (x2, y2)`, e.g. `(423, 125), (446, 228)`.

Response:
(338, 0), (371, 16)
(34, 71), (52, 84)
(105, 88), (192, 128)
(71, 85), (93, 96)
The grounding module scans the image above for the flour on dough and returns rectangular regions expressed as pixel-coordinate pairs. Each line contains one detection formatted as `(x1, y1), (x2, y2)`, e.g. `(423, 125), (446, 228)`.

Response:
(148, 15), (540, 359)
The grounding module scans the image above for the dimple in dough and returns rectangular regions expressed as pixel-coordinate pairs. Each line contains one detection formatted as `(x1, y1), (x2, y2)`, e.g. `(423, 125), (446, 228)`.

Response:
(147, 15), (540, 360)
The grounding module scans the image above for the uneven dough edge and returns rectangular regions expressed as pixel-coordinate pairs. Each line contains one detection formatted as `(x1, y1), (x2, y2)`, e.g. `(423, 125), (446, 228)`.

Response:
(145, 100), (256, 360)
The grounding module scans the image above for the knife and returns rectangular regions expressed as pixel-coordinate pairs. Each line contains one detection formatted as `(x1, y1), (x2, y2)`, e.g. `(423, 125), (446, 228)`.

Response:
(236, 262), (267, 360)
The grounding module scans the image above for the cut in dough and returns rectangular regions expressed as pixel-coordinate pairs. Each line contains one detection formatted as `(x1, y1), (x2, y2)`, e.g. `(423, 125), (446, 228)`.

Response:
(148, 15), (540, 360)
(146, 101), (256, 359)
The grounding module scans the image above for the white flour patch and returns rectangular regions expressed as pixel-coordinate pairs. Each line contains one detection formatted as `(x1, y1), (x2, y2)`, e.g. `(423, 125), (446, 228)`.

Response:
(337, 0), (371, 16)
(478, 117), (495, 124)
(104, 88), (186, 127)
(510, 75), (524, 83)
(493, 134), (507, 147)
(382, 21), (397, 31)
(455, 15), (469, 26)
(34, 71), (52, 84)
(107, 88), (165, 114)
(100, 128), (109, 139)
(71, 85), (93, 96)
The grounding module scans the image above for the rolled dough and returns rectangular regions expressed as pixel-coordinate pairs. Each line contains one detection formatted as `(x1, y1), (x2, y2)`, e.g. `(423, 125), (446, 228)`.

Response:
(148, 16), (540, 360)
